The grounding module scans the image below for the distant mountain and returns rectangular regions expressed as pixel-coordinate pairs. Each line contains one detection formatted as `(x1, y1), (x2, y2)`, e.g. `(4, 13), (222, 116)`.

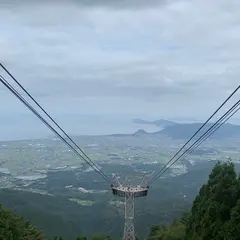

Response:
(132, 118), (177, 127)
(106, 121), (240, 139)
(156, 122), (240, 139)
(133, 129), (149, 136)
(109, 129), (149, 137)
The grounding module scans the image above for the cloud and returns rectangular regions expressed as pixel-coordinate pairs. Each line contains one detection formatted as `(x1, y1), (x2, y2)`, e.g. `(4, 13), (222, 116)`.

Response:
(0, 0), (240, 139)
(1, 0), (172, 10)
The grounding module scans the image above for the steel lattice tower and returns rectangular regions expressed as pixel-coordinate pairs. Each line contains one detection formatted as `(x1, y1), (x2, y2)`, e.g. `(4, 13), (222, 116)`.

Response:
(111, 175), (149, 240)
(123, 190), (135, 240)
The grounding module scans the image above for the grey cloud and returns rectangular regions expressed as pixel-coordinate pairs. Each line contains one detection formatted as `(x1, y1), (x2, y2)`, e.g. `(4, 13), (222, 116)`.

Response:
(70, 0), (171, 9)
(1, 58), (234, 104)
(1, 0), (240, 121)
(1, 0), (172, 10)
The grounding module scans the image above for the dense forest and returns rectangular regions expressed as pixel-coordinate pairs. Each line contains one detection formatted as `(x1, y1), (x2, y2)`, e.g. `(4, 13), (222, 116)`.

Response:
(0, 204), (44, 240)
(0, 203), (113, 240)
(148, 161), (240, 239)
(1, 161), (206, 239)
(1, 161), (240, 239)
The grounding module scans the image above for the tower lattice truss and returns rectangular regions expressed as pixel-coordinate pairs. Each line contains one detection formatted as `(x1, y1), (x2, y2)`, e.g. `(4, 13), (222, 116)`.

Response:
(124, 191), (135, 240)
(111, 174), (149, 240)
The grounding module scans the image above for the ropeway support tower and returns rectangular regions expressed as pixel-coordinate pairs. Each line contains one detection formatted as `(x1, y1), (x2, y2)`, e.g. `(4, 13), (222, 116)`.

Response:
(111, 175), (149, 240)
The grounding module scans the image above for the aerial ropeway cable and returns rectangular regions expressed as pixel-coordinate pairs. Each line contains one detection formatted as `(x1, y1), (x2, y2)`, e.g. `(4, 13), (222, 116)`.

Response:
(0, 63), (110, 183)
(148, 98), (240, 185)
(0, 72), (112, 184)
(148, 85), (240, 185)
(180, 100), (240, 158)
(1, 62), (240, 188)
(3, 62), (240, 240)
(0, 74), (111, 183)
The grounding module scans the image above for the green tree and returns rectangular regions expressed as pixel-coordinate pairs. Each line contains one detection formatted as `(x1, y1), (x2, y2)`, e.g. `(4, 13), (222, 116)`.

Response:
(226, 199), (240, 239)
(76, 236), (87, 240)
(92, 234), (107, 240)
(0, 205), (44, 240)
(186, 161), (240, 239)
(149, 224), (163, 236)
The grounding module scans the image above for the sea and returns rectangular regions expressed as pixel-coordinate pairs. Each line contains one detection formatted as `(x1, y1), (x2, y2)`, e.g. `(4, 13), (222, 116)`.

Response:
(1, 114), (239, 141)
(0, 115), (162, 141)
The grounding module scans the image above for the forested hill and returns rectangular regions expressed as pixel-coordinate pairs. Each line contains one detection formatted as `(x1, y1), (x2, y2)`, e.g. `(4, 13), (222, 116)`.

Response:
(131, 122), (240, 139)
(156, 122), (240, 139)
(0, 204), (44, 240)
(0, 204), (110, 240)
(148, 161), (240, 239)
(1, 161), (240, 239)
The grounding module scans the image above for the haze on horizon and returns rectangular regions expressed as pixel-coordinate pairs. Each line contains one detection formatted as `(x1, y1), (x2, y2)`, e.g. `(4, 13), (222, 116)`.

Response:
(0, 0), (240, 140)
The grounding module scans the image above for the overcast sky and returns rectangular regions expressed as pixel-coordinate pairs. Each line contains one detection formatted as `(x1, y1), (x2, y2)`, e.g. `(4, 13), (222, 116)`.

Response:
(0, 0), (240, 139)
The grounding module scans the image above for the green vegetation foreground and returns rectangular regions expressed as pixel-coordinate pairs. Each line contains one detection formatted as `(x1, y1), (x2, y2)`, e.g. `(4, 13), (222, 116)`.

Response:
(1, 161), (240, 239)
(149, 161), (240, 239)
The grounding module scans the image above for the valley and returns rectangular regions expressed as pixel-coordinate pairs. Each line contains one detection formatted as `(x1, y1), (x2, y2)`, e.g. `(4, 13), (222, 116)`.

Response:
(0, 129), (240, 239)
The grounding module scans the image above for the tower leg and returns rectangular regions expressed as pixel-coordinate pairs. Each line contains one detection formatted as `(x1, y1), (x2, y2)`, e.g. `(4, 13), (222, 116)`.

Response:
(123, 191), (135, 240)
